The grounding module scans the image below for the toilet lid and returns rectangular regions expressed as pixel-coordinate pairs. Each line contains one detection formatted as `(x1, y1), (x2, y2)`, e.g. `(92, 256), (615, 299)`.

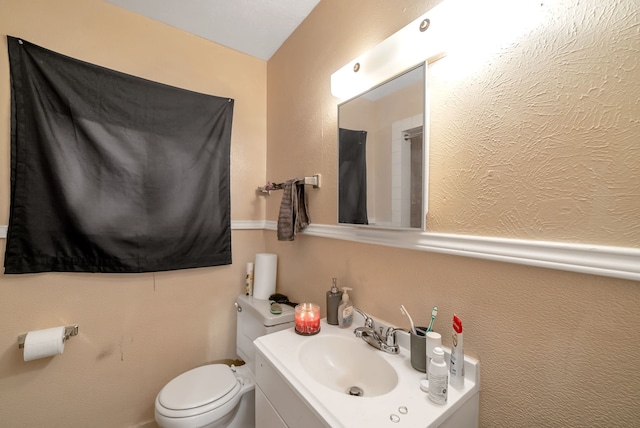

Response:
(158, 365), (239, 411)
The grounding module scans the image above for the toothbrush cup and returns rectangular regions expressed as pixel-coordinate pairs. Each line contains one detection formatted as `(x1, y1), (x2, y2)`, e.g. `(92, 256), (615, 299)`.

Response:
(410, 326), (428, 372)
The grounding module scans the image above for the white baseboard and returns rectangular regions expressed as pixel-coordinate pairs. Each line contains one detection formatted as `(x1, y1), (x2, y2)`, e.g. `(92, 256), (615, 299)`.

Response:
(132, 420), (157, 428)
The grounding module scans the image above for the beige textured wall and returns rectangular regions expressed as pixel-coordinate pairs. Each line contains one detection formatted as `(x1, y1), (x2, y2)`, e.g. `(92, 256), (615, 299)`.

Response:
(427, 0), (640, 245)
(267, 0), (640, 427)
(0, 0), (266, 426)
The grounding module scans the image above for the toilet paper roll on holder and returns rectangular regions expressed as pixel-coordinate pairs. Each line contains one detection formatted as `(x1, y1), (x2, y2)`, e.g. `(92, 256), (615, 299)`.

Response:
(17, 325), (79, 349)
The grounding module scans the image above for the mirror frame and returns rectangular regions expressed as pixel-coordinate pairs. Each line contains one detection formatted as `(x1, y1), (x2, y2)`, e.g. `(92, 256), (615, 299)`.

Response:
(337, 62), (429, 231)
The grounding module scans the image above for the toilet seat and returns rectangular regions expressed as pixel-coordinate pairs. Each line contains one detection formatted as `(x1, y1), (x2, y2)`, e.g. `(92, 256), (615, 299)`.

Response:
(156, 364), (241, 419)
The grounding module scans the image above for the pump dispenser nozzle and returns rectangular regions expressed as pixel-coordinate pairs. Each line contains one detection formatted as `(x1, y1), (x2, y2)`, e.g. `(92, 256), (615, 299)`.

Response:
(340, 287), (353, 302)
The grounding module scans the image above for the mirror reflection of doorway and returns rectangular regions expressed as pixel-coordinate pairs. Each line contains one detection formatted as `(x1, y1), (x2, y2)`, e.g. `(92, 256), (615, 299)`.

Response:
(405, 127), (424, 229)
(391, 121), (423, 229)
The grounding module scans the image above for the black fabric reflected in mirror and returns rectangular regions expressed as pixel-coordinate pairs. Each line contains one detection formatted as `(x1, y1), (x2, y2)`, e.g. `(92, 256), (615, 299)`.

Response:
(339, 128), (368, 225)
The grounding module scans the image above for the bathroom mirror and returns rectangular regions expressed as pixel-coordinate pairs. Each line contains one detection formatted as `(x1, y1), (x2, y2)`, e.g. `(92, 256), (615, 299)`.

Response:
(338, 63), (427, 229)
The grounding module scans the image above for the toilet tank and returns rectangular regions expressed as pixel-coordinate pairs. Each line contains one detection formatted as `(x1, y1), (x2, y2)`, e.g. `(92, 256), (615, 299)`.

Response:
(236, 295), (295, 371)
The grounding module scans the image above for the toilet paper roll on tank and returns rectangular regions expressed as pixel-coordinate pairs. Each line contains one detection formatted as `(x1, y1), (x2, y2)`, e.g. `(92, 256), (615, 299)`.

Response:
(252, 253), (277, 300)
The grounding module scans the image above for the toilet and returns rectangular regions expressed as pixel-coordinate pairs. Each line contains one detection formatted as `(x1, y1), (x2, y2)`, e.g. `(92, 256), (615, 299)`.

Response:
(154, 295), (296, 428)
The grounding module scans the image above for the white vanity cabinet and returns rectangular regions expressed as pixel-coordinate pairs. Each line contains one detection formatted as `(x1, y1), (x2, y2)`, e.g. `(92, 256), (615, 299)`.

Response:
(255, 349), (327, 428)
(255, 387), (287, 428)
(254, 320), (480, 428)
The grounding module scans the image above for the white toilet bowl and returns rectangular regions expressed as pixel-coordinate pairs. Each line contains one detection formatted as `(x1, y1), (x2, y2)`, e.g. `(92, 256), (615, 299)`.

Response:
(154, 295), (296, 428)
(154, 364), (254, 428)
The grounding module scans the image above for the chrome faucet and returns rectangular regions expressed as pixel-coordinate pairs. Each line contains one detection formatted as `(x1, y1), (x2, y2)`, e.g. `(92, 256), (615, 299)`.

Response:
(353, 308), (407, 354)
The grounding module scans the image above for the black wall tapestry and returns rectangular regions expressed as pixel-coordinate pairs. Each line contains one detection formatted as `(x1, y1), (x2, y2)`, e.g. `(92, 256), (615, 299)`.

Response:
(5, 36), (234, 273)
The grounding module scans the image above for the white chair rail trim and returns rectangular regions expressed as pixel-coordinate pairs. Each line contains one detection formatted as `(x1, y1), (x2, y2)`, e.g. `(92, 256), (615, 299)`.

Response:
(262, 221), (640, 282)
(2, 222), (638, 281)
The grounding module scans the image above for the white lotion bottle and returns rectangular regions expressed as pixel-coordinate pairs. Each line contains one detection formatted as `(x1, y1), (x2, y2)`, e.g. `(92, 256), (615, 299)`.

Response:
(426, 331), (442, 380)
(428, 346), (448, 405)
(337, 287), (354, 328)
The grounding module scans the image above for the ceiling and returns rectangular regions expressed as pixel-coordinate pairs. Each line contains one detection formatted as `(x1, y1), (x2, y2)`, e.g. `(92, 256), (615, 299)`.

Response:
(104, 0), (321, 61)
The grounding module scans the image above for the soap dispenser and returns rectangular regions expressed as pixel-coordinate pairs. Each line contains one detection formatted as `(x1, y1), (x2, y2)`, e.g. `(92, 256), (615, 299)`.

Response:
(326, 278), (343, 326)
(337, 287), (354, 328)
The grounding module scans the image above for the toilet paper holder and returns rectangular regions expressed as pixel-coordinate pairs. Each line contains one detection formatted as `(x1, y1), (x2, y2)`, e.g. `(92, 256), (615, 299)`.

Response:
(17, 325), (79, 349)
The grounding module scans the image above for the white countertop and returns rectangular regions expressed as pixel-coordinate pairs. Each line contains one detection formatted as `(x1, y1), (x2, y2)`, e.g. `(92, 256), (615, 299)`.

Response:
(254, 318), (480, 427)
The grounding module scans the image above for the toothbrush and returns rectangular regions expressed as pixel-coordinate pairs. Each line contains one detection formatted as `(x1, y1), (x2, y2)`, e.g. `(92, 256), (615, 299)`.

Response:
(426, 306), (438, 332)
(400, 305), (417, 335)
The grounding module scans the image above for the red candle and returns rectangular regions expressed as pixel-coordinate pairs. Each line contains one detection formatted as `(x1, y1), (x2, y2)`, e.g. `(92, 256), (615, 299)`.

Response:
(295, 303), (320, 335)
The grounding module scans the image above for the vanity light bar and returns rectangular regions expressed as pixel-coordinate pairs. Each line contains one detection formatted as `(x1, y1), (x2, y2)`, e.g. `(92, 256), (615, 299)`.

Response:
(330, 3), (449, 100)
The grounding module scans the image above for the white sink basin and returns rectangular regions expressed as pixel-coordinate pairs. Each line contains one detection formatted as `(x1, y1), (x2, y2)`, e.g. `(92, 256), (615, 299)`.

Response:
(298, 335), (398, 397)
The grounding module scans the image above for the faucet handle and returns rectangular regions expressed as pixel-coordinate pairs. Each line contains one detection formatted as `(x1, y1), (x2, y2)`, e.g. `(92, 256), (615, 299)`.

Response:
(385, 327), (408, 346)
(354, 308), (374, 328)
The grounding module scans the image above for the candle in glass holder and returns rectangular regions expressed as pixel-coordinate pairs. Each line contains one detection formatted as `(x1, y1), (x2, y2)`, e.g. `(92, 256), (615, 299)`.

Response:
(295, 303), (321, 335)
